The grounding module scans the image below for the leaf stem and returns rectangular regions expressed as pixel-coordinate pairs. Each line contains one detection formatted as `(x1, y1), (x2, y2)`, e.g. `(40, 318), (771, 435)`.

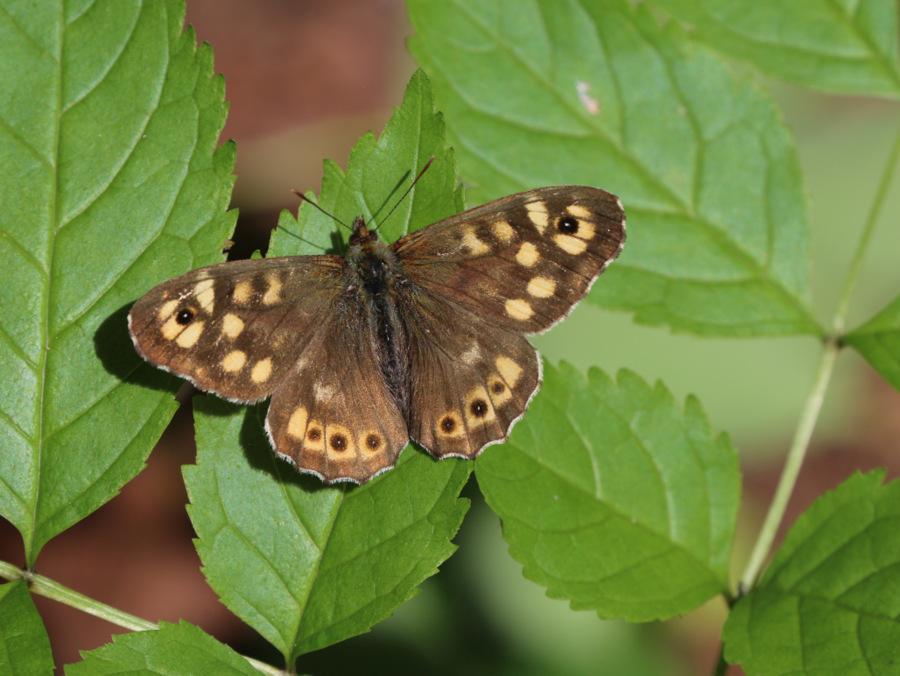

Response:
(738, 337), (838, 590)
(831, 120), (900, 334)
(736, 118), (900, 594)
(0, 559), (284, 675)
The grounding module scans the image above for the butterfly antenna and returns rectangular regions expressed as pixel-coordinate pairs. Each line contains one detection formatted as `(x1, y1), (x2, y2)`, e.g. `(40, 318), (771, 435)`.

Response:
(291, 189), (353, 232)
(374, 156), (435, 232)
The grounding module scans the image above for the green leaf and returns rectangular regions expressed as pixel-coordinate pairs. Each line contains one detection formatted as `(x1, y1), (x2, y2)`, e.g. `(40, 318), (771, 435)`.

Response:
(408, 0), (819, 336)
(476, 363), (740, 621)
(0, 581), (54, 675)
(844, 294), (900, 392)
(724, 471), (900, 675)
(0, 0), (234, 565)
(273, 69), (464, 256)
(184, 398), (471, 664)
(651, 0), (900, 99)
(183, 72), (471, 664)
(66, 620), (257, 675)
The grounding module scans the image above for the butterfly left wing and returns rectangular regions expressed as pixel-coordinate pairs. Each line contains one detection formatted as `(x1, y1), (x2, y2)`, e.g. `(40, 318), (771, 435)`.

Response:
(393, 185), (625, 335)
(129, 255), (409, 484)
(264, 298), (409, 484)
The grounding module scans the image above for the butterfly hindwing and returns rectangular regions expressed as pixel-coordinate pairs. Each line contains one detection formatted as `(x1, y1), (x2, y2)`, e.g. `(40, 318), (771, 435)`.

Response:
(264, 300), (408, 484)
(401, 288), (541, 459)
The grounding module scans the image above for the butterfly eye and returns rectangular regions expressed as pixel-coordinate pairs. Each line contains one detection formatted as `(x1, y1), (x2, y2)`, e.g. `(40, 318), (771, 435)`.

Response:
(557, 216), (580, 234)
(176, 308), (196, 325)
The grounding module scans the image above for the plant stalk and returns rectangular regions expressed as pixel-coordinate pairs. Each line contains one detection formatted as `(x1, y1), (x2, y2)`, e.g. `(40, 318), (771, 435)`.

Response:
(832, 120), (900, 334)
(0, 560), (284, 675)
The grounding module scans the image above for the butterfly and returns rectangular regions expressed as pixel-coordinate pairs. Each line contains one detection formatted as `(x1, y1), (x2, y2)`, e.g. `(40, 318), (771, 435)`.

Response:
(128, 185), (626, 484)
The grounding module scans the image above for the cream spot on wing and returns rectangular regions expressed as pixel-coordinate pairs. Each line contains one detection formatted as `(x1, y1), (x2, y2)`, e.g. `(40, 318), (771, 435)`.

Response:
(437, 411), (465, 438)
(175, 321), (204, 348)
(314, 382), (335, 401)
(160, 315), (183, 341)
(325, 424), (355, 459)
(262, 274), (282, 305)
(526, 201), (549, 232)
(492, 220), (515, 244)
(465, 386), (496, 427)
(233, 281), (252, 304)
(505, 298), (534, 321)
(157, 299), (179, 321)
(555, 234), (588, 255)
(461, 227), (490, 255)
(287, 407), (308, 440)
(251, 358), (272, 383)
(515, 242), (540, 267)
(221, 313), (244, 338)
(569, 220), (596, 241)
(194, 279), (215, 313)
(222, 349), (247, 372)
(495, 356), (523, 387)
(567, 204), (592, 219)
(527, 276), (556, 298)
(460, 344), (481, 365)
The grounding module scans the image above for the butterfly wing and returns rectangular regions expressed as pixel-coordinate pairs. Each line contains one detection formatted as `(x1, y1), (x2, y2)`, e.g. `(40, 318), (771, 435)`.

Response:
(128, 256), (345, 402)
(394, 185), (625, 459)
(401, 289), (541, 459)
(393, 186), (625, 334)
(129, 255), (409, 483)
(264, 297), (409, 484)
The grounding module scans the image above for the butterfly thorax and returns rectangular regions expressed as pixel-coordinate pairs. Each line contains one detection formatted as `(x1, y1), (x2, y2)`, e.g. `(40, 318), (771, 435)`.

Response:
(346, 217), (411, 417)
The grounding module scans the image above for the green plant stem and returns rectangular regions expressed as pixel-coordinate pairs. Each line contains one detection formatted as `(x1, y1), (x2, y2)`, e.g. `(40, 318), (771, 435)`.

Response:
(736, 120), (900, 594)
(0, 560), (285, 675)
(738, 337), (838, 590)
(832, 120), (900, 334)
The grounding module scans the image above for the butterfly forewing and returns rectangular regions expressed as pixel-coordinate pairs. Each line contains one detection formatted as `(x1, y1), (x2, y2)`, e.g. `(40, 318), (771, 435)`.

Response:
(393, 186), (625, 334)
(128, 256), (344, 402)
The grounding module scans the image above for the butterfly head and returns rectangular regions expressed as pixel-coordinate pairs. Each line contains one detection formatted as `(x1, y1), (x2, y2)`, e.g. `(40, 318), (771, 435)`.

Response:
(348, 216), (380, 248)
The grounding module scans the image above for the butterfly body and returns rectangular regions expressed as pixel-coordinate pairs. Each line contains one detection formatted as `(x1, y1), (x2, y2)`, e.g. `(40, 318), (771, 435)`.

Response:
(129, 186), (626, 483)
(345, 219), (411, 415)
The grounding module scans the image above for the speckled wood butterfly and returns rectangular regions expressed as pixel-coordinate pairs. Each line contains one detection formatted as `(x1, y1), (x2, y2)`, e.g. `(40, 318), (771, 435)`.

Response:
(129, 186), (626, 483)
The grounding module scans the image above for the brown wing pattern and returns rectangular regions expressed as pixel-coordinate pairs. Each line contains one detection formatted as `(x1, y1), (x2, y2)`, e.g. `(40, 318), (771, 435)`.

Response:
(400, 285), (541, 459)
(264, 297), (409, 483)
(393, 186), (625, 335)
(128, 256), (344, 402)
